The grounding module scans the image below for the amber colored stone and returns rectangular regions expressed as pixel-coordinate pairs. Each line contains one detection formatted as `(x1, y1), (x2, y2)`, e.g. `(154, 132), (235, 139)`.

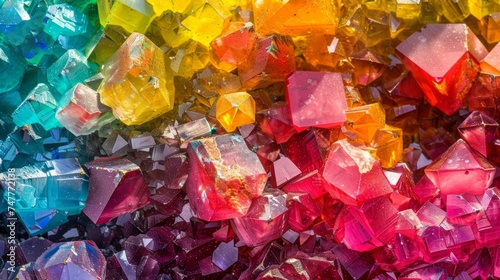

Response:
(396, 24), (488, 115)
(368, 125), (403, 169)
(186, 134), (267, 221)
(345, 102), (386, 143)
(481, 42), (500, 76)
(170, 41), (210, 78)
(216, 91), (255, 132)
(321, 139), (393, 206)
(479, 13), (500, 44)
(303, 35), (346, 70)
(252, 0), (338, 36)
(425, 139), (495, 195)
(238, 35), (296, 89)
(469, 0), (500, 20)
(350, 49), (388, 86)
(286, 71), (347, 132)
(99, 33), (175, 125)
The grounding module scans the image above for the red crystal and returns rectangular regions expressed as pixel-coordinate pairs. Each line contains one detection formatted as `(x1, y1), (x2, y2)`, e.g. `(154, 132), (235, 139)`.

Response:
(186, 134), (267, 221)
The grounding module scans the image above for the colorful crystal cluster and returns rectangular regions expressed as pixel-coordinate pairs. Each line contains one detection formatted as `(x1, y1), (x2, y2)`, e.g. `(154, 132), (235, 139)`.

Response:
(4, 0), (500, 279)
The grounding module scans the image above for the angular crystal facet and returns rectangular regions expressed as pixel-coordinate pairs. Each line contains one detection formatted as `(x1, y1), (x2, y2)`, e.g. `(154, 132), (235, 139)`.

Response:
(396, 24), (487, 115)
(83, 158), (150, 224)
(286, 71), (347, 132)
(322, 139), (393, 206)
(458, 111), (499, 158)
(99, 33), (175, 125)
(47, 49), (94, 96)
(186, 134), (267, 221)
(425, 139), (495, 195)
(216, 91), (256, 132)
(97, 0), (154, 34)
(34, 241), (106, 280)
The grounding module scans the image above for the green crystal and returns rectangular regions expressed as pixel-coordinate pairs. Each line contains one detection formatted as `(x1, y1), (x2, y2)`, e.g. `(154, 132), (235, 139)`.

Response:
(46, 49), (94, 95)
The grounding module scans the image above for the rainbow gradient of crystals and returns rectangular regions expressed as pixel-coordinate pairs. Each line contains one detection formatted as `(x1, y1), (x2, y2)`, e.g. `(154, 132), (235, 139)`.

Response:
(4, 0), (500, 279)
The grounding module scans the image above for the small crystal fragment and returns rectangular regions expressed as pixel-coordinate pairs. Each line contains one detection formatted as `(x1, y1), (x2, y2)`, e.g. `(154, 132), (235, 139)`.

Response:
(83, 158), (150, 224)
(216, 91), (256, 132)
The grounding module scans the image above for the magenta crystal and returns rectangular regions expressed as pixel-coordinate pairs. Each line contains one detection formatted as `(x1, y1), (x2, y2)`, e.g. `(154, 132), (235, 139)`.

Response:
(83, 158), (150, 224)
(231, 189), (289, 247)
(186, 134), (267, 221)
(425, 139), (495, 195)
(458, 111), (499, 158)
(321, 139), (393, 205)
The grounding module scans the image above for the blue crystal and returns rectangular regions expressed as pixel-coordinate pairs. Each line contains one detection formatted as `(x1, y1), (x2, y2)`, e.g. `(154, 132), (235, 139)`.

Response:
(11, 83), (61, 131)
(0, 158), (89, 235)
(46, 49), (94, 95)
(0, 41), (26, 93)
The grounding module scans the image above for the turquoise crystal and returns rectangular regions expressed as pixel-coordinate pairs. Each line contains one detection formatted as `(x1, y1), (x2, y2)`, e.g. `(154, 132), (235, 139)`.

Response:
(11, 83), (61, 131)
(46, 49), (94, 95)
(44, 4), (88, 40)
(0, 41), (26, 93)
(0, 158), (89, 235)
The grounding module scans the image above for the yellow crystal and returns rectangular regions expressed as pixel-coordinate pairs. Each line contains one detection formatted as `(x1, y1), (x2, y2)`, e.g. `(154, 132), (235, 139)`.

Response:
(479, 13), (500, 44)
(368, 125), (403, 169)
(97, 0), (155, 33)
(216, 91), (255, 132)
(147, 0), (194, 15)
(252, 0), (338, 36)
(181, 0), (232, 46)
(469, 0), (500, 20)
(99, 33), (175, 125)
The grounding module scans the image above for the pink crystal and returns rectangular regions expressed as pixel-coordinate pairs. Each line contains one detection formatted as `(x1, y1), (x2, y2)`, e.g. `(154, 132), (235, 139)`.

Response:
(231, 189), (289, 247)
(186, 134), (267, 221)
(256, 102), (296, 144)
(83, 158), (150, 225)
(321, 139), (393, 205)
(286, 71), (347, 132)
(458, 111), (499, 158)
(271, 156), (301, 188)
(446, 193), (483, 225)
(425, 139), (495, 195)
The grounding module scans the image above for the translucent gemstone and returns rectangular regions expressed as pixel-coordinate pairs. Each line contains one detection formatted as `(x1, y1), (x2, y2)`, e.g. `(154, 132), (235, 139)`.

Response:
(231, 189), (289, 247)
(181, 0), (231, 46)
(399, 265), (447, 280)
(368, 125), (403, 169)
(480, 42), (500, 75)
(46, 49), (94, 95)
(83, 158), (150, 224)
(419, 127), (455, 159)
(97, 0), (154, 33)
(271, 157), (301, 188)
(170, 41), (210, 78)
(186, 134), (267, 221)
(99, 33), (175, 125)
(210, 22), (257, 69)
(286, 192), (323, 231)
(425, 139), (495, 195)
(216, 91), (255, 132)
(304, 35), (346, 70)
(11, 84), (60, 131)
(238, 35), (296, 89)
(16, 237), (54, 265)
(86, 24), (129, 65)
(212, 240), (238, 271)
(286, 71), (347, 132)
(55, 83), (109, 136)
(350, 49), (388, 86)
(332, 244), (374, 280)
(469, 73), (500, 121)
(43, 4), (88, 40)
(0, 42), (26, 93)
(256, 102), (296, 144)
(252, 0), (338, 35)
(322, 139), (393, 206)
(396, 24), (487, 115)
(34, 241), (106, 279)
(479, 13), (500, 44)
(473, 188), (500, 247)
(446, 193), (483, 225)
(469, 0), (500, 19)
(458, 111), (498, 158)
(0, 158), (88, 235)
(345, 103), (386, 143)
